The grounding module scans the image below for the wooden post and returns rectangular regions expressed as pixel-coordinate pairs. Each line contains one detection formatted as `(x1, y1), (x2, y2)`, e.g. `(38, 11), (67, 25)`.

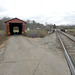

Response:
(6, 23), (10, 36)
(22, 23), (25, 36)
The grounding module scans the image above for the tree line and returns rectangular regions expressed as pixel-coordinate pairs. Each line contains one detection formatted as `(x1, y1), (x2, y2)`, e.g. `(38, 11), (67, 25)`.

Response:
(0, 17), (55, 31)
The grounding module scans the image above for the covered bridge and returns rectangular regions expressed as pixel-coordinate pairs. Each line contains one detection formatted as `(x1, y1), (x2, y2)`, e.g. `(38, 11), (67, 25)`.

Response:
(5, 18), (26, 36)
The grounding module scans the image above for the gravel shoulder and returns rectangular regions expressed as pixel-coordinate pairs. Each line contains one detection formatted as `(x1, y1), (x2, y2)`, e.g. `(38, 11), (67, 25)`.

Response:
(0, 34), (71, 75)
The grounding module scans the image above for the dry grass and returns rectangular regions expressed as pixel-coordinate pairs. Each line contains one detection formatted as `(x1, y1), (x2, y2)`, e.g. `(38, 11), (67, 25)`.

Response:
(67, 29), (75, 31)
(66, 29), (75, 36)
(66, 31), (75, 36)
(25, 30), (47, 38)
(0, 30), (7, 46)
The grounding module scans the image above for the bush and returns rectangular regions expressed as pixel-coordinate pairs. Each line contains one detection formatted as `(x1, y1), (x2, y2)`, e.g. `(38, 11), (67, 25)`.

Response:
(25, 30), (47, 38)
(61, 29), (65, 32)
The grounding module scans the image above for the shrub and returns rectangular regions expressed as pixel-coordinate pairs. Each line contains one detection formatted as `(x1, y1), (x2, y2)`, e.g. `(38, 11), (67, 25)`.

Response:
(25, 30), (47, 38)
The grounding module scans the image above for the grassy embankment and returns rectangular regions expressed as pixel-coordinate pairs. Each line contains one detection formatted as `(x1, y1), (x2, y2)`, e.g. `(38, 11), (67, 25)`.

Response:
(0, 30), (7, 45)
(66, 29), (75, 36)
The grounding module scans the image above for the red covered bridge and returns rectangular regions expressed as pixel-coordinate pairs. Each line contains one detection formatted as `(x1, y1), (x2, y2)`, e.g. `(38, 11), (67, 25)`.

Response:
(5, 18), (26, 36)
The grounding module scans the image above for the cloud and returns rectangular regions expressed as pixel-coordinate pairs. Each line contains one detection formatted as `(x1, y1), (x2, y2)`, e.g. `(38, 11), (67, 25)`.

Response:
(0, 7), (6, 12)
(63, 12), (75, 24)
(0, 0), (75, 25)
(27, 11), (75, 25)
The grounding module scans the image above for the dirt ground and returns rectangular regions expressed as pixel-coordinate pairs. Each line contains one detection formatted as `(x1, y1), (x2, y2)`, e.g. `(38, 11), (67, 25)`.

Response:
(0, 34), (71, 75)
(66, 31), (75, 37)
(0, 34), (7, 46)
(0, 41), (6, 49)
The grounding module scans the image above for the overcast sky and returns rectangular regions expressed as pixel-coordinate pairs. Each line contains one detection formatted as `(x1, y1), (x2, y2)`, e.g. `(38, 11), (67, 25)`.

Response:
(0, 0), (75, 25)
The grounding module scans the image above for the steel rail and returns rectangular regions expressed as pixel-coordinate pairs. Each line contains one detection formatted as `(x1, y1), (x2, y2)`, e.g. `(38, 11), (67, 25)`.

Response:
(58, 30), (75, 67)
(56, 31), (75, 75)
(59, 30), (75, 42)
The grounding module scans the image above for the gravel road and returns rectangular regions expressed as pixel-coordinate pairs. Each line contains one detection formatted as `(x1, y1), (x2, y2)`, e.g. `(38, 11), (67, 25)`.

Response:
(0, 34), (70, 75)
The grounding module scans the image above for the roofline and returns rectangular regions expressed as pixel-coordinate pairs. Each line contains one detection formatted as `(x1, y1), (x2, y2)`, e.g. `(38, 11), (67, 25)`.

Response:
(5, 18), (26, 24)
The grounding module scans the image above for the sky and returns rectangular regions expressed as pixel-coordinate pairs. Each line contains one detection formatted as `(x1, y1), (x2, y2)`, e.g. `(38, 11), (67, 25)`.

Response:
(0, 0), (75, 25)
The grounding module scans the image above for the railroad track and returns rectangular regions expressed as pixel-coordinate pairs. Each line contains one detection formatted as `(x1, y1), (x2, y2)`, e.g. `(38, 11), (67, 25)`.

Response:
(56, 30), (75, 75)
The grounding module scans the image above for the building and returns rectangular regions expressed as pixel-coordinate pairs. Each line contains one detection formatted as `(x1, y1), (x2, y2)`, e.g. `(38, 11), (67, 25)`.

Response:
(5, 18), (26, 36)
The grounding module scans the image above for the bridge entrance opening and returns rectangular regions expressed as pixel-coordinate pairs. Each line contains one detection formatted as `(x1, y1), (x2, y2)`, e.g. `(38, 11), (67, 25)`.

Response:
(9, 23), (22, 35)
